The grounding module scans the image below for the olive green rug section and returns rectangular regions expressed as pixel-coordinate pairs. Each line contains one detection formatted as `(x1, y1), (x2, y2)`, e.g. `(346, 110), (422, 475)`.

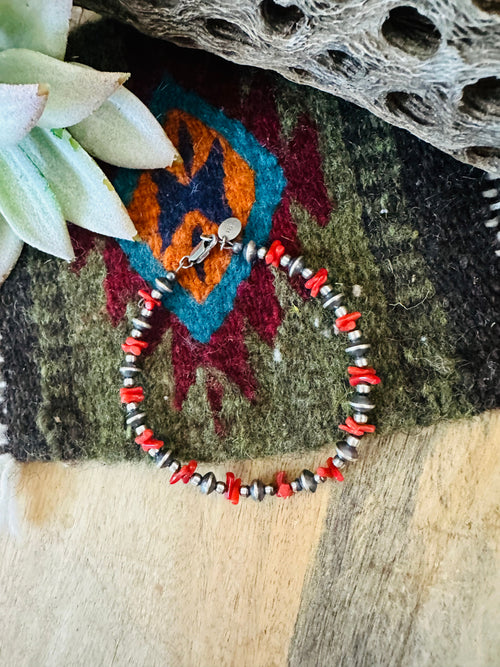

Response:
(0, 20), (496, 463)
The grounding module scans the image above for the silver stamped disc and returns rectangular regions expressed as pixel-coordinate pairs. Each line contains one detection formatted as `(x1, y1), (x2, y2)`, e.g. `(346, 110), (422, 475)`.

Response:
(218, 217), (242, 242)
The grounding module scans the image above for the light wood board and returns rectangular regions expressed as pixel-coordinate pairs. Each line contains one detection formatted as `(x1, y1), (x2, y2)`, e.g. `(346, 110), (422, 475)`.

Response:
(0, 411), (499, 667)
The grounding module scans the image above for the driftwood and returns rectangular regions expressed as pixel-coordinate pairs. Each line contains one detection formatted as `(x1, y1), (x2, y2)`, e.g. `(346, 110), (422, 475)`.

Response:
(78, 0), (500, 174)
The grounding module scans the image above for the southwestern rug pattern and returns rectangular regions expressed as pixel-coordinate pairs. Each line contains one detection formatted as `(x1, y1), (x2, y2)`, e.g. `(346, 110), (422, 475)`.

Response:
(0, 20), (498, 463)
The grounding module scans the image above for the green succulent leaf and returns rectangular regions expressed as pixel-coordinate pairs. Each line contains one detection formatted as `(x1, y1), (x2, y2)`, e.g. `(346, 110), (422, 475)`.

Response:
(0, 213), (23, 286)
(20, 127), (137, 240)
(69, 85), (178, 169)
(0, 82), (49, 146)
(0, 144), (74, 260)
(0, 0), (72, 59)
(0, 49), (129, 129)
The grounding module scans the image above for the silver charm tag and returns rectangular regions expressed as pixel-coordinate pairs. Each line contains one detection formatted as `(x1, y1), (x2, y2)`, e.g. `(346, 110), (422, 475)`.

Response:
(218, 217), (242, 242)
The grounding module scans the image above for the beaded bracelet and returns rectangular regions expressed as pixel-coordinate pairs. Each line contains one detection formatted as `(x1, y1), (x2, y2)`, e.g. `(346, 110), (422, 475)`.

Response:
(119, 218), (380, 504)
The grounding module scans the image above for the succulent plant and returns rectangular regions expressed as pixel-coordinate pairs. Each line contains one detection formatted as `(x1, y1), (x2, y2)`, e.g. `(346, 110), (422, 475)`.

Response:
(0, 0), (177, 285)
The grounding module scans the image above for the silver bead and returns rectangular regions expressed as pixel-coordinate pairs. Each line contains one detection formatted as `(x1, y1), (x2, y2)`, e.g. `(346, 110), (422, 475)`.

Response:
(290, 479), (302, 493)
(123, 378), (135, 387)
(320, 284), (333, 297)
(322, 292), (343, 310)
(332, 455), (345, 469)
(239, 484), (250, 497)
(353, 412), (368, 424)
(243, 240), (257, 263)
(120, 365), (140, 378)
(250, 479), (265, 501)
(166, 271), (176, 282)
(346, 435), (361, 448)
(132, 317), (151, 331)
(355, 357), (369, 367)
(151, 289), (163, 300)
(190, 473), (202, 486)
(215, 481), (227, 494)
(199, 472), (217, 495)
(126, 402), (138, 413)
(155, 450), (172, 468)
(348, 330), (362, 341)
(356, 383), (371, 394)
(336, 441), (359, 462)
(232, 241), (243, 254)
(349, 394), (375, 412)
(135, 424), (147, 436)
(345, 341), (371, 356)
(301, 267), (313, 280)
(335, 305), (347, 317)
(169, 460), (180, 473)
(288, 256), (304, 278)
(314, 473), (326, 484)
(140, 308), (153, 318)
(280, 253), (291, 268)
(300, 469), (317, 493)
(126, 411), (145, 426)
(264, 484), (275, 496)
(155, 276), (174, 294)
(148, 448), (160, 457)
(131, 328), (143, 338)
(257, 246), (268, 260)
(125, 354), (137, 364)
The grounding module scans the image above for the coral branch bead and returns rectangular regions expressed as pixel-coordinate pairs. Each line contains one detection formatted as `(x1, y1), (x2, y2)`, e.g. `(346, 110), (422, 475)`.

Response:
(170, 460), (198, 484)
(305, 268), (328, 297)
(120, 386), (144, 403)
(335, 311), (361, 332)
(265, 240), (285, 267)
(317, 457), (344, 482)
(276, 471), (293, 498)
(121, 337), (149, 356)
(138, 289), (161, 310)
(339, 416), (376, 436)
(135, 428), (164, 452)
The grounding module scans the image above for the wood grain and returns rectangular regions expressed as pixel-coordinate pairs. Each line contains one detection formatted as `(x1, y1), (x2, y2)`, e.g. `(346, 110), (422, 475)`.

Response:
(0, 411), (499, 667)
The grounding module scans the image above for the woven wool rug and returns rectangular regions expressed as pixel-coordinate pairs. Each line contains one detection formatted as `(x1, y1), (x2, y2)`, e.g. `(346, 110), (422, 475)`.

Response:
(0, 20), (498, 464)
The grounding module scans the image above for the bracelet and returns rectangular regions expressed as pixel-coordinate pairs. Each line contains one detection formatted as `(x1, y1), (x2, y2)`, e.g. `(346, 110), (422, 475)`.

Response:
(119, 218), (380, 504)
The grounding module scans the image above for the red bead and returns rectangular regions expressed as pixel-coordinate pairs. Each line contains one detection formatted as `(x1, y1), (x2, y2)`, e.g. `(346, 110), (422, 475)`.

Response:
(121, 337), (149, 356)
(276, 471), (293, 498)
(224, 472), (241, 505)
(348, 366), (376, 377)
(120, 386), (144, 404)
(170, 460), (197, 484)
(138, 289), (161, 310)
(335, 311), (361, 332)
(265, 240), (285, 268)
(349, 374), (381, 387)
(339, 416), (376, 436)
(317, 457), (344, 482)
(135, 428), (164, 452)
(304, 268), (328, 298)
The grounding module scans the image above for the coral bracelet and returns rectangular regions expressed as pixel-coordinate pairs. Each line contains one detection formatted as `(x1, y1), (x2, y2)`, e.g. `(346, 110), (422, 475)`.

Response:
(119, 222), (380, 504)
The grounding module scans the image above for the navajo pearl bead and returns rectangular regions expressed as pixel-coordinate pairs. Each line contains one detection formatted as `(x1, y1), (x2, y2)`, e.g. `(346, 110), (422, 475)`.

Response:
(356, 383), (371, 394)
(155, 450), (172, 468)
(332, 455), (345, 469)
(231, 241), (243, 254)
(190, 473), (202, 486)
(288, 256), (304, 278)
(239, 485), (250, 497)
(353, 412), (369, 423)
(300, 469), (317, 493)
(335, 306), (348, 318)
(280, 254), (292, 269)
(130, 328), (143, 338)
(169, 460), (181, 473)
(250, 479), (265, 502)
(243, 240), (257, 263)
(125, 354), (137, 364)
(290, 479), (302, 493)
(264, 484), (276, 496)
(200, 472), (217, 495)
(140, 308), (153, 319)
(257, 246), (268, 260)
(301, 267), (313, 280)
(150, 289), (163, 300)
(346, 435), (361, 448)
(123, 378), (135, 387)
(215, 481), (227, 494)
(348, 330), (362, 342)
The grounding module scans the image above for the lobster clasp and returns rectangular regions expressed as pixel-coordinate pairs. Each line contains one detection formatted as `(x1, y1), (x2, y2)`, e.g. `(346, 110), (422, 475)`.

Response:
(188, 234), (218, 265)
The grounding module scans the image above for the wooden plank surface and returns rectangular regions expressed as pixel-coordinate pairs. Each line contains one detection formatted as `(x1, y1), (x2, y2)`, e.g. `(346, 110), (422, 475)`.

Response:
(0, 411), (499, 667)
